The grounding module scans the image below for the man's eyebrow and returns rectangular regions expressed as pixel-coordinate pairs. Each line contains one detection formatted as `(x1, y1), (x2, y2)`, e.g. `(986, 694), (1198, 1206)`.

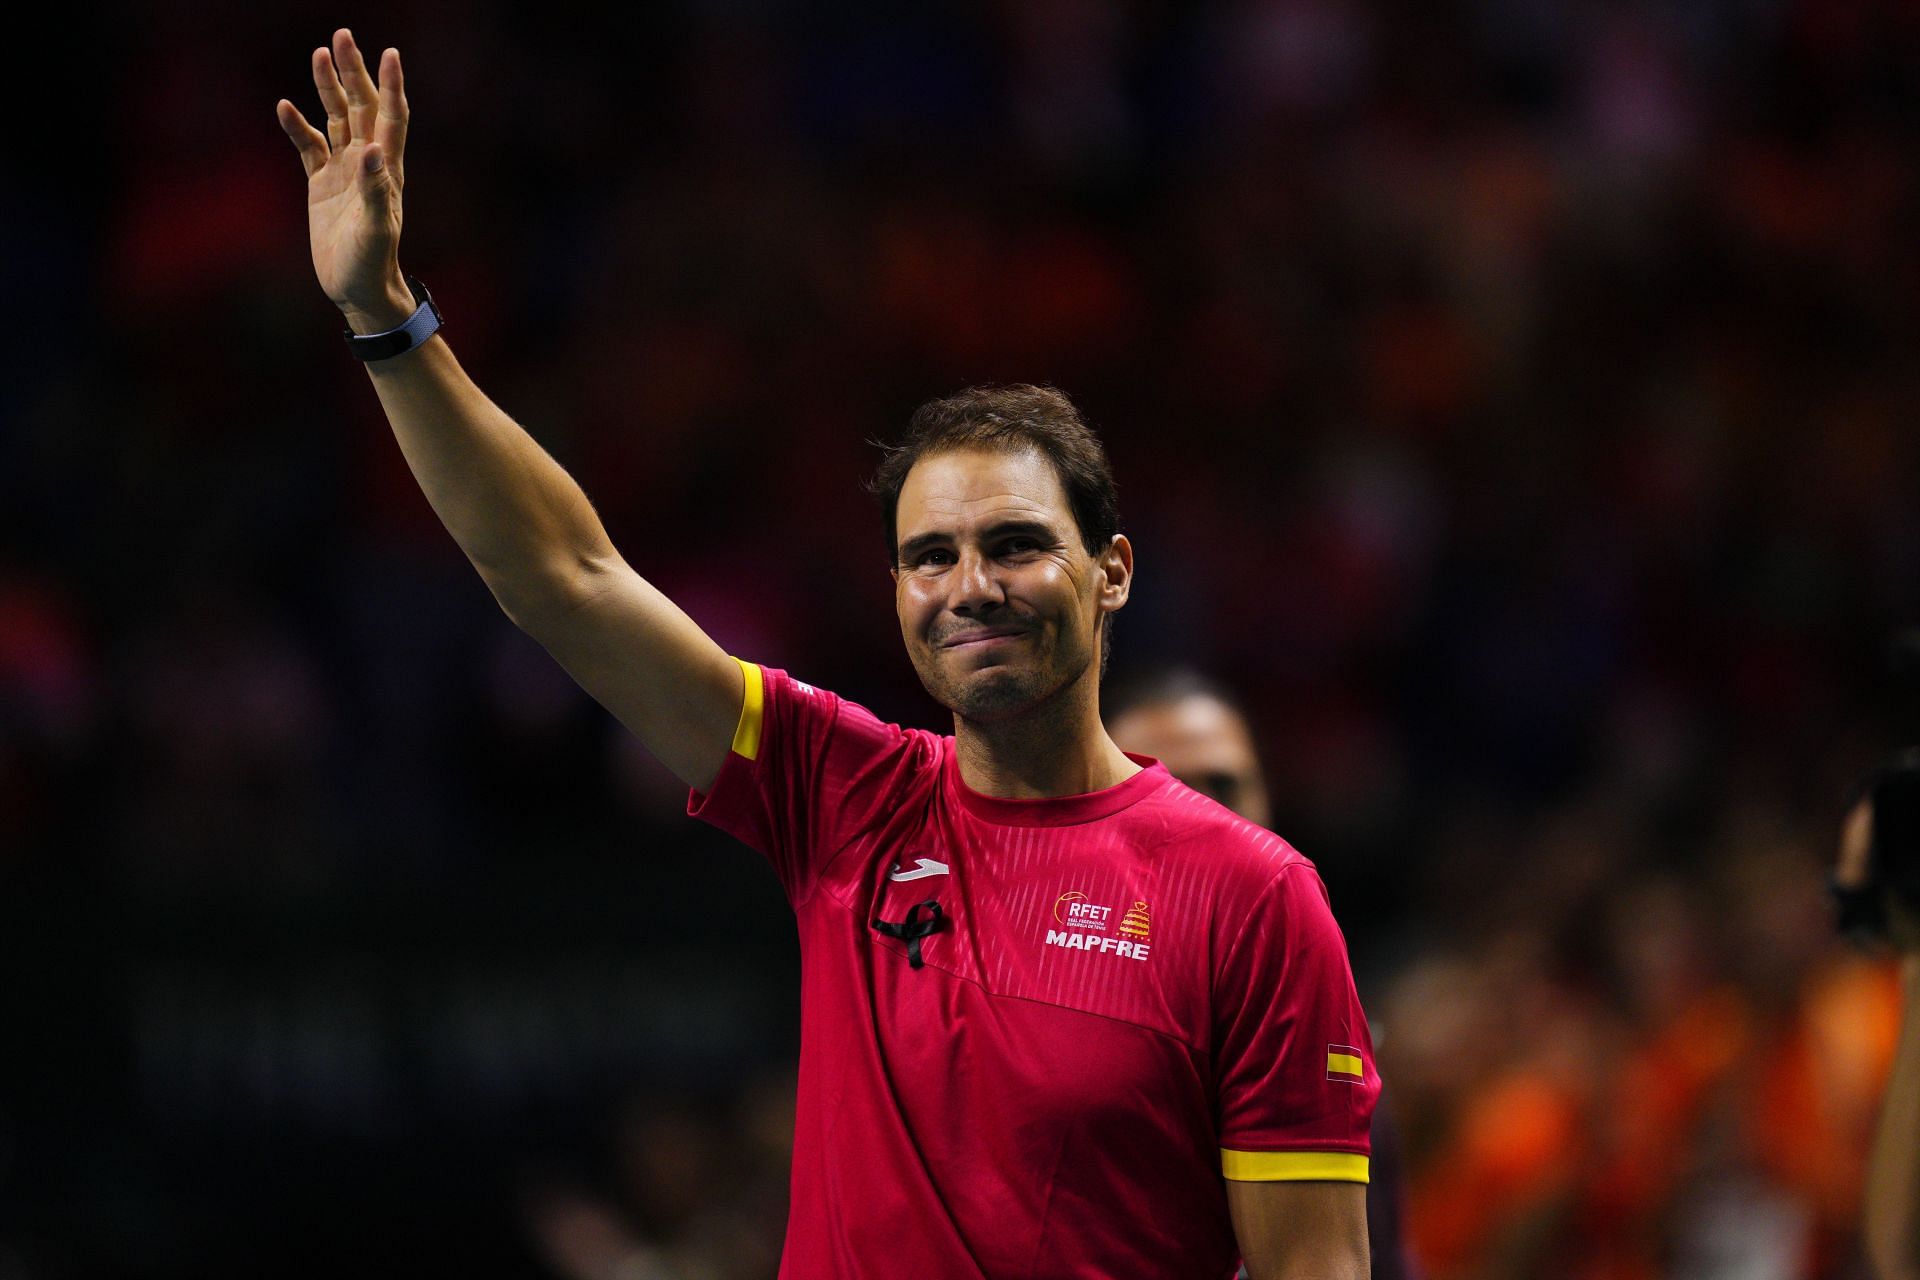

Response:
(897, 529), (952, 563)
(896, 519), (1064, 564)
(975, 518), (1067, 548)
(980, 519), (1062, 544)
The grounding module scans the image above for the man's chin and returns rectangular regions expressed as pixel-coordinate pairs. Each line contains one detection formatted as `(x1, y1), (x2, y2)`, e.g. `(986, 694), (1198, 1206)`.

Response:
(955, 680), (1044, 721)
(922, 661), (1048, 721)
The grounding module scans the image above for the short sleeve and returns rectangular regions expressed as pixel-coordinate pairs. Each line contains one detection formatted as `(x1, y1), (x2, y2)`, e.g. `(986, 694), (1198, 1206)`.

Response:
(1214, 861), (1379, 1182)
(687, 662), (934, 904)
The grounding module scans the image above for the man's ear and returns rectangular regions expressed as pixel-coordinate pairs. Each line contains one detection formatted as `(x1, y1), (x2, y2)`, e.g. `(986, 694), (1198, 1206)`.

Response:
(1097, 534), (1133, 614)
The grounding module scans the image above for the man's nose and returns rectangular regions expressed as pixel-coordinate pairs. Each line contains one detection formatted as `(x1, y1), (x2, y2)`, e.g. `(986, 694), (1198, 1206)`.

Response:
(947, 548), (1006, 614)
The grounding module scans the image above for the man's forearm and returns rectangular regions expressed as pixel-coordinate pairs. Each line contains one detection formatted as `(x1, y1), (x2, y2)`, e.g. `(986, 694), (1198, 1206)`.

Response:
(356, 323), (616, 617)
(1865, 955), (1920, 1280)
(281, 36), (748, 789)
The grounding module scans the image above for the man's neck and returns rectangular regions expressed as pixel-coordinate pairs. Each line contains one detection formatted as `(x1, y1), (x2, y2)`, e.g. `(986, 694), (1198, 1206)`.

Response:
(952, 675), (1140, 800)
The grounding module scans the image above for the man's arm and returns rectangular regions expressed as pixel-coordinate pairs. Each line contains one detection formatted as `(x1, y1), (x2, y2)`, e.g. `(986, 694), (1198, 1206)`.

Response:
(276, 30), (740, 791)
(1227, 1179), (1369, 1280)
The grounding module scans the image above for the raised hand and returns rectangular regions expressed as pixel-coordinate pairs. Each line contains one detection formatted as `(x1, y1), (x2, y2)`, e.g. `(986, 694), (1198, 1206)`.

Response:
(275, 29), (413, 332)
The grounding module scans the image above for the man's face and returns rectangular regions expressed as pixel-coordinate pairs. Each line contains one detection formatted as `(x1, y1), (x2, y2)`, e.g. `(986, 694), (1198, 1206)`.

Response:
(892, 446), (1127, 722)
(1108, 695), (1271, 827)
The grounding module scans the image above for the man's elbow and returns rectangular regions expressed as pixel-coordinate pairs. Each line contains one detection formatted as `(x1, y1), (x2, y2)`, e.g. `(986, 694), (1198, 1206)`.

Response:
(490, 555), (619, 632)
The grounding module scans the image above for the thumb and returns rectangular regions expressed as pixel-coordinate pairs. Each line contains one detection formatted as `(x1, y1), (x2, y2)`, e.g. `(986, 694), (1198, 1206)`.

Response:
(361, 144), (394, 202)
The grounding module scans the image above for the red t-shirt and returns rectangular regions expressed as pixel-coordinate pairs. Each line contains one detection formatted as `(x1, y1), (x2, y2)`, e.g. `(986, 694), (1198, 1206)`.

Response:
(690, 663), (1378, 1278)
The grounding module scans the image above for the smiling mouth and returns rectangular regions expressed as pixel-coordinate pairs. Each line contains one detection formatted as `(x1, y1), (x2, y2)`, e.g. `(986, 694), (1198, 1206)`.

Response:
(941, 628), (1029, 650)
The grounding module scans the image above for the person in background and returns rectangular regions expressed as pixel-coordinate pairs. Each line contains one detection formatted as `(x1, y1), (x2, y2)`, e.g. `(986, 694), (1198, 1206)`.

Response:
(1836, 792), (1920, 1280)
(1106, 667), (1417, 1280)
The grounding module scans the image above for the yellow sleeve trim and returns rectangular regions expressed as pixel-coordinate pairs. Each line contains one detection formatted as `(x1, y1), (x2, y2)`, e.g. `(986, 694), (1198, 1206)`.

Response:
(730, 658), (764, 761)
(1221, 1150), (1370, 1183)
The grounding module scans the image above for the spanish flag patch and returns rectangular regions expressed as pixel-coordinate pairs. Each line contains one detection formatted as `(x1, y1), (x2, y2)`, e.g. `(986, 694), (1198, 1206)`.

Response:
(1326, 1045), (1364, 1082)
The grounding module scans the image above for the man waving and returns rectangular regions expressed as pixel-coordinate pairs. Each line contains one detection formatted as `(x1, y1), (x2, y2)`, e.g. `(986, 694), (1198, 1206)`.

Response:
(279, 31), (1376, 1277)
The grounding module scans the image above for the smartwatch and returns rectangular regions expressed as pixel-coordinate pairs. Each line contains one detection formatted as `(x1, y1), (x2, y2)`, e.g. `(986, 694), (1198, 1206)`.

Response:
(344, 277), (442, 361)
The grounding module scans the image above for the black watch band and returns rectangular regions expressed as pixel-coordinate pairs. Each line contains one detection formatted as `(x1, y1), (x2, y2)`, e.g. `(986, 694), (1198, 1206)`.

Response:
(344, 277), (443, 361)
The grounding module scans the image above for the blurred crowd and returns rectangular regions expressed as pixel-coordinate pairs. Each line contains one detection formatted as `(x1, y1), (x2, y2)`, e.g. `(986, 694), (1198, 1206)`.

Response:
(6, 0), (1920, 1275)
(1381, 789), (1904, 1277)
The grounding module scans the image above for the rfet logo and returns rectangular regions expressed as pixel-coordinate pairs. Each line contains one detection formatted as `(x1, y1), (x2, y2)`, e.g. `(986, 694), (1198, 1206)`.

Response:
(1046, 891), (1151, 961)
(1053, 891), (1112, 931)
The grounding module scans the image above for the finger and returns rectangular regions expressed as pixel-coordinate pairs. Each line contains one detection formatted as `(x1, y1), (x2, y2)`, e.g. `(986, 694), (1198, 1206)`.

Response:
(312, 46), (352, 150)
(333, 28), (380, 144)
(373, 48), (408, 185)
(276, 99), (330, 178)
(1838, 797), (1875, 887)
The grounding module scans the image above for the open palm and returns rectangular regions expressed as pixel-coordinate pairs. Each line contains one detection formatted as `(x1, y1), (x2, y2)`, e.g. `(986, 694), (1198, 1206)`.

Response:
(275, 29), (411, 320)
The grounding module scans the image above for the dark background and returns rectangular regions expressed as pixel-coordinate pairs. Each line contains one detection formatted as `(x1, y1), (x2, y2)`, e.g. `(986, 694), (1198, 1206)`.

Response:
(5, 0), (1920, 1275)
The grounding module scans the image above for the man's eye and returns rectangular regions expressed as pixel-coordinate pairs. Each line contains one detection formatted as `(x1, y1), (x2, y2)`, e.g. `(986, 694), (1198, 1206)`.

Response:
(917, 550), (954, 566)
(1000, 539), (1037, 555)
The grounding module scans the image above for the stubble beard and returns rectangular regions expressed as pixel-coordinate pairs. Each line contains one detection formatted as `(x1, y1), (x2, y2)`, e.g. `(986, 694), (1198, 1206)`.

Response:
(915, 631), (1093, 724)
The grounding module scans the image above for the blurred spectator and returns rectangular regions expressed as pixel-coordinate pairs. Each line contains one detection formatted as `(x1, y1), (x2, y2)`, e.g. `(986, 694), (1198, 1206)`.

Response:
(1107, 667), (1418, 1278)
(1837, 790), (1920, 1280)
(522, 1073), (792, 1280)
(1389, 800), (1902, 1279)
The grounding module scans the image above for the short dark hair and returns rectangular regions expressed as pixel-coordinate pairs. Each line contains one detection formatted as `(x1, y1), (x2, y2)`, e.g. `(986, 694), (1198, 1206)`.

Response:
(867, 384), (1120, 564)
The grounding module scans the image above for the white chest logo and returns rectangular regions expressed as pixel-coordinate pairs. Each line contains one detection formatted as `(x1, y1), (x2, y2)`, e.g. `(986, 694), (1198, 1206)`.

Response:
(888, 857), (950, 882)
(1044, 892), (1152, 961)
